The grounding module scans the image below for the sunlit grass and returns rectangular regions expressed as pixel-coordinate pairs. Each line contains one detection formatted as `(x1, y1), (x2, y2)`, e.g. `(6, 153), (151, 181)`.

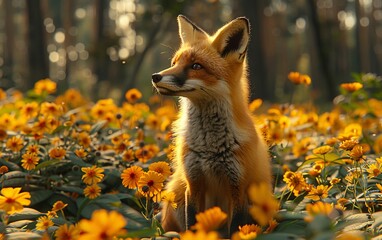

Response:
(0, 73), (382, 239)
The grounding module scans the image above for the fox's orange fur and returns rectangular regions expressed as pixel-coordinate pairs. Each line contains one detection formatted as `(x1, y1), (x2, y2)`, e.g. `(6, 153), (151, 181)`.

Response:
(152, 15), (271, 236)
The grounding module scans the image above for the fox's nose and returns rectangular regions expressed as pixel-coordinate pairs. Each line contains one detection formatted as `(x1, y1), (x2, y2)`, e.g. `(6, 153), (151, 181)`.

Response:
(152, 73), (162, 83)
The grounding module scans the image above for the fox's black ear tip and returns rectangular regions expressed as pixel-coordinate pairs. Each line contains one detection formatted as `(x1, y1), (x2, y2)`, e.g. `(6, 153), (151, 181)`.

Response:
(237, 17), (250, 27)
(178, 15), (187, 20)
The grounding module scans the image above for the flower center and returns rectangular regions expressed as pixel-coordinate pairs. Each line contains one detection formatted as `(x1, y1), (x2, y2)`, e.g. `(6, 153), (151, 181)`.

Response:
(147, 180), (154, 187)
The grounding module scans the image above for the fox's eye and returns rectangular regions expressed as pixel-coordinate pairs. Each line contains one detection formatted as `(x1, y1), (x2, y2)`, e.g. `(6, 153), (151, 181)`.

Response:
(171, 62), (176, 67)
(191, 63), (203, 70)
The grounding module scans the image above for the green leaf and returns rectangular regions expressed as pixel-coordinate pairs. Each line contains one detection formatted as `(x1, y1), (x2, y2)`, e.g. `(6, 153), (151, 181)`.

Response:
(67, 151), (91, 167)
(0, 170), (26, 180)
(256, 233), (302, 240)
(122, 206), (150, 230)
(0, 158), (21, 171)
(51, 125), (70, 134)
(123, 228), (157, 238)
(8, 208), (44, 223)
(56, 185), (84, 194)
(34, 159), (61, 170)
(6, 232), (42, 240)
(90, 120), (107, 135)
(275, 218), (307, 236)
(30, 190), (54, 205)
(0, 178), (27, 188)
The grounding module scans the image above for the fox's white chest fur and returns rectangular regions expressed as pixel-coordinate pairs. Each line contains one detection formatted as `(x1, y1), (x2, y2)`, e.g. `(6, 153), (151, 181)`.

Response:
(178, 97), (243, 188)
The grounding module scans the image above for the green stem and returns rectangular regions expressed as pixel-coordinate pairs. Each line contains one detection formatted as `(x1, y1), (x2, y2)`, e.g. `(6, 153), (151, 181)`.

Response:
(76, 198), (91, 221)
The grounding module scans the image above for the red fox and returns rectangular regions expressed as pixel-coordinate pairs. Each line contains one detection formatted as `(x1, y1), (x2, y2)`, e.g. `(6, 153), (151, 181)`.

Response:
(152, 15), (271, 236)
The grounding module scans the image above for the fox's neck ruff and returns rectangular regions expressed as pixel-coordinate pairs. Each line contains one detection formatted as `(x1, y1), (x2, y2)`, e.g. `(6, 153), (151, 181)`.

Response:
(178, 97), (239, 155)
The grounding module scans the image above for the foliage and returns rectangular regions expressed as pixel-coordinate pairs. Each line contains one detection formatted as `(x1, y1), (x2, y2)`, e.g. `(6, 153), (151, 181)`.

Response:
(0, 73), (382, 239)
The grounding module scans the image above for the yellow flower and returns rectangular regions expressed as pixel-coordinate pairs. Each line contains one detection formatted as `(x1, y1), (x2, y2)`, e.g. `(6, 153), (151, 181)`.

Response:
(75, 148), (87, 158)
(292, 137), (312, 157)
(55, 224), (80, 240)
(148, 161), (172, 178)
(52, 200), (68, 212)
(0, 165), (9, 174)
(26, 144), (40, 154)
(81, 165), (104, 185)
(36, 216), (54, 230)
(90, 98), (118, 120)
(21, 152), (40, 170)
(339, 138), (359, 151)
(181, 230), (219, 240)
(125, 88), (142, 103)
(121, 149), (135, 162)
(138, 170), (165, 197)
(0, 88), (6, 100)
(288, 72), (311, 85)
(248, 183), (279, 226)
(135, 144), (160, 163)
(249, 98), (263, 112)
(374, 134), (382, 154)
(283, 171), (307, 196)
(330, 178), (341, 185)
(78, 209), (127, 240)
(58, 88), (87, 108)
(345, 170), (362, 183)
(20, 102), (39, 119)
(340, 82), (363, 92)
(192, 207), (227, 232)
(336, 232), (365, 240)
(349, 144), (366, 162)
(156, 190), (177, 209)
(47, 210), (58, 218)
(34, 78), (57, 94)
(49, 147), (67, 160)
(33, 116), (56, 133)
(6, 136), (24, 152)
(76, 132), (92, 148)
(121, 166), (144, 189)
(146, 114), (160, 130)
(0, 187), (31, 214)
(300, 74), (312, 85)
(343, 123), (362, 138)
(307, 185), (331, 201)
(308, 162), (324, 177)
(84, 184), (101, 199)
(232, 224), (262, 240)
(376, 183), (382, 192)
(267, 126), (283, 144)
(313, 145), (333, 155)
(366, 163), (382, 178)
(40, 102), (63, 116)
(0, 129), (7, 141)
(305, 201), (334, 222)
(288, 72), (300, 84)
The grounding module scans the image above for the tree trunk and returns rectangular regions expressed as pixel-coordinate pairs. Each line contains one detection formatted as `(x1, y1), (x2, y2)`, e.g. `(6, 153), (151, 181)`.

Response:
(27, 0), (49, 90)
(3, 0), (14, 88)
(234, 0), (273, 101)
(307, 0), (336, 100)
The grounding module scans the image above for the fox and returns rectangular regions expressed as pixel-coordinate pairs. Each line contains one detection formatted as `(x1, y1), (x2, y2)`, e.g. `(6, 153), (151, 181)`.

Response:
(151, 15), (272, 236)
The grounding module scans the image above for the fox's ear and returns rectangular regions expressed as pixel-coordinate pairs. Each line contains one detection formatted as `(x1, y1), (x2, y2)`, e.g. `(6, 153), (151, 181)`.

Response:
(212, 17), (250, 61)
(178, 15), (208, 44)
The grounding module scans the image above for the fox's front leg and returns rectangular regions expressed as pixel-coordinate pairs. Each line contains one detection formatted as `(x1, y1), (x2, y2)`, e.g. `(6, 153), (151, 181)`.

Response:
(184, 178), (206, 229)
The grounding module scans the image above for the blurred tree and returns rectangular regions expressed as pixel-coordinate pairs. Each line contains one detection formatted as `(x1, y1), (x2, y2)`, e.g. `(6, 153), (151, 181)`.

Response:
(307, 0), (336, 100)
(27, 0), (49, 90)
(233, 0), (273, 101)
(3, 1), (14, 89)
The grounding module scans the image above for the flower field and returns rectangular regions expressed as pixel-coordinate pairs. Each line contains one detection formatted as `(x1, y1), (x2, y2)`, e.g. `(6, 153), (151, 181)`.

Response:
(1, 73), (382, 240)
